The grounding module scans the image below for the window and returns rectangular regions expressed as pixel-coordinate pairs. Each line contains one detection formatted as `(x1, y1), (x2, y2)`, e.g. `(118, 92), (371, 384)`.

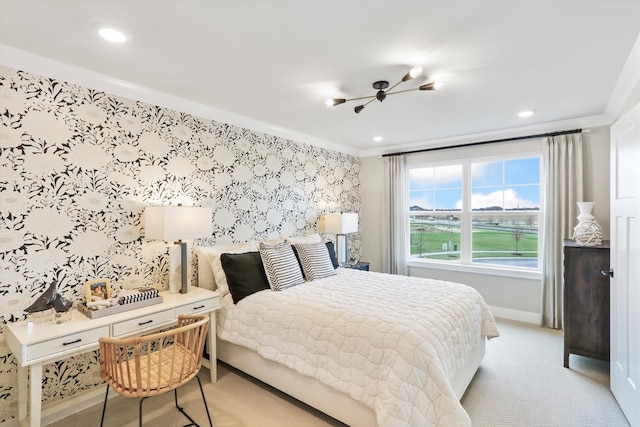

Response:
(408, 155), (541, 270)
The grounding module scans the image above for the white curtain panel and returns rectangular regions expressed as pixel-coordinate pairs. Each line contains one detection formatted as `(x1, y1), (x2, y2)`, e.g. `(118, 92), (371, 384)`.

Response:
(382, 155), (408, 275)
(542, 133), (583, 329)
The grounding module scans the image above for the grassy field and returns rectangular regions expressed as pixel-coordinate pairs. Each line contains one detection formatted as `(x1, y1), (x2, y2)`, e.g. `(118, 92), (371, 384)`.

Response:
(410, 222), (538, 261)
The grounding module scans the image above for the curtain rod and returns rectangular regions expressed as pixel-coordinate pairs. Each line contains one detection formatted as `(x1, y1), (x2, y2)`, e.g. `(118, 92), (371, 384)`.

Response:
(381, 128), (583, 157)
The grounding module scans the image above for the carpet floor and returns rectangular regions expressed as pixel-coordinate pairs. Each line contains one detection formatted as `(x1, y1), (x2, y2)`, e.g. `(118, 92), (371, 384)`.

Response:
(49, 319), (629, 426)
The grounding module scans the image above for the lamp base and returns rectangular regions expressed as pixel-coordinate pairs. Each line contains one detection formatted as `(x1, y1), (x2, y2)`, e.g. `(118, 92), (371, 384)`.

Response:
(336, 234), (349, 266)
(169, 244), (191, 294)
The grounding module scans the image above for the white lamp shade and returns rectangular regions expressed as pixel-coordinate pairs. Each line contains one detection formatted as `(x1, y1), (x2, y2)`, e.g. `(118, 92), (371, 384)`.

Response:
(144, 206), (212, 241)
(324, 212), (358, 234)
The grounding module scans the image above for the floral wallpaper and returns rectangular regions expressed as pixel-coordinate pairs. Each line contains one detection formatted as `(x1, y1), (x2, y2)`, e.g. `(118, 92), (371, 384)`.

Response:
(0, 65), (360, 422)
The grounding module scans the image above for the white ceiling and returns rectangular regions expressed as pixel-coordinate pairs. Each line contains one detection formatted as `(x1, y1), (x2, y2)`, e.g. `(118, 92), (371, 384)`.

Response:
(1, 1), (639, 156)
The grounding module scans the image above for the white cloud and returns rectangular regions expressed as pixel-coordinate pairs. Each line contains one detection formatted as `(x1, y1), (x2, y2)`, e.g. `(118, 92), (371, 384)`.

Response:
(459, 188), (536, 210)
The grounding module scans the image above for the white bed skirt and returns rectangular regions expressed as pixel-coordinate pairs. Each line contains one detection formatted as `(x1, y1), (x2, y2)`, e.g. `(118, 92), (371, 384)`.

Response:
(216, 335), (485, 427)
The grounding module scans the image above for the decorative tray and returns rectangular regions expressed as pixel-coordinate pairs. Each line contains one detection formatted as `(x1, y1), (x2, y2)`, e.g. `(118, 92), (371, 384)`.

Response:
(77, 296), (163, 319)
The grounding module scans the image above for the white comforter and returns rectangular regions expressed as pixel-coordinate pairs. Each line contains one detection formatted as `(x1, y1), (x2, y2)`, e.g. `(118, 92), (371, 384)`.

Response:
(217, 268), (499, 427)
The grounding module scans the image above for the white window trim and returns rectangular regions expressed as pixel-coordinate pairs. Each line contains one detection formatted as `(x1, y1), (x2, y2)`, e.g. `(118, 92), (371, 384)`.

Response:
(406, 151), (544, 278)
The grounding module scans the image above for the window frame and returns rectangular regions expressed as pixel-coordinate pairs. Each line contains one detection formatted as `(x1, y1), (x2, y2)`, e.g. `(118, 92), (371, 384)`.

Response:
(406, 152), (543, 279)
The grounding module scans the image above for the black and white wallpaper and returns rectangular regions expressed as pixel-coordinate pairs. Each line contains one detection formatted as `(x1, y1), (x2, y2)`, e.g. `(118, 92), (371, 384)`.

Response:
(0, 65), (360, 421)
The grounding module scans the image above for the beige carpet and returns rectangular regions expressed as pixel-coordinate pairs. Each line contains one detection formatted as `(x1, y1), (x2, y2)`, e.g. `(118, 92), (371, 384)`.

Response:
(49, 319), (629, 426)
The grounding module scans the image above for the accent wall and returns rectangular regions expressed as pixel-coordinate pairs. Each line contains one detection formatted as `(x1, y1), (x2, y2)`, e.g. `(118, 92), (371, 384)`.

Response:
(0, 65), (360, 422)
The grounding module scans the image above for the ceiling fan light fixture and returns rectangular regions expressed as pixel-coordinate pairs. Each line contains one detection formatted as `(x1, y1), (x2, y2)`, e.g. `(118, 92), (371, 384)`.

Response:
(329, 66), (435, 114)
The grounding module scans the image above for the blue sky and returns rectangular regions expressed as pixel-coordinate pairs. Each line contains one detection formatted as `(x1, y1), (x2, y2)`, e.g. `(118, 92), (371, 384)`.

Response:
(409, 157), (541, 211)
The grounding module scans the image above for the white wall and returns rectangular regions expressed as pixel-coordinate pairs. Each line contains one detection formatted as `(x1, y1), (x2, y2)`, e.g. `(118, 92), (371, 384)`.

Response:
(360, 128), (611, 323)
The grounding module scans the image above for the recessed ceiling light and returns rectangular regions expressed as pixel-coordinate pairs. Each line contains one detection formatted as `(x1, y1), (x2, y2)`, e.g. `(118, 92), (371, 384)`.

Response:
(98, 27), (128, 43)
(373, 136), (383, 142)
(517, 110), (534, 118)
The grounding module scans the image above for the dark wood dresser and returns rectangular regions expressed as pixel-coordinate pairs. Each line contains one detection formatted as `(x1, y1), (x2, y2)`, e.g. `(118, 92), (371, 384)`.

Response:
(563, 239), (610, 368)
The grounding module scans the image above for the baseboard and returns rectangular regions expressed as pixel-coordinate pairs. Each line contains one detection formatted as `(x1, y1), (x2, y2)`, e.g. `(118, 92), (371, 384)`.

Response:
(489, 305), (541, 325)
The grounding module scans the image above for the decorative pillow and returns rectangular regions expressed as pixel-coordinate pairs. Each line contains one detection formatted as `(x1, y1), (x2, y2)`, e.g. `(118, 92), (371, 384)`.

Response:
(195, 242), (258, 294)
(285, 233), (322, 245)
(293, 242), (337, 281)
(258, 242), (304, 291)
(221, 252), (270, 304)
(325, 241), (339, 269)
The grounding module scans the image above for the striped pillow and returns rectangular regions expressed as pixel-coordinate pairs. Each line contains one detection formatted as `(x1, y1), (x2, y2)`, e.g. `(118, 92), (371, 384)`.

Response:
(294, 242), (337, 281)
(259, 242), (304, 291)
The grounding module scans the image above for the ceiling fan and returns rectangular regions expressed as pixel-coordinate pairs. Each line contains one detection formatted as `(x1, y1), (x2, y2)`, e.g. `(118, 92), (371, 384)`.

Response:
(326, 65), (438, 114)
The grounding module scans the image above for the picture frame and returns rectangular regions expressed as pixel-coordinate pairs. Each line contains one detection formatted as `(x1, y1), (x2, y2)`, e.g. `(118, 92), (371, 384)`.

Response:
(84, 278), (112, 303)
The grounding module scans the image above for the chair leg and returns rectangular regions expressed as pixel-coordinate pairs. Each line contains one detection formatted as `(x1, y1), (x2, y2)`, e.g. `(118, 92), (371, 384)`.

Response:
(196, 375), (213, 427)
(139, 396), (148, 427)
(173, 377), (213, 427)
(100, 385), (109, 427)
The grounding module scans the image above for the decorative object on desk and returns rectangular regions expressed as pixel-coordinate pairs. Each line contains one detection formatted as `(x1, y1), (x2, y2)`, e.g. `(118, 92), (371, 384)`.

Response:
(52, 292), (72, 312)
(145, 205), (212, 294)
(324, 212), (358, 266)
(24, 280), (58, 313)
(52, 293), (73, 323)
(24, 280), (73, 324)
(84, 278), (112, 303)
(118, 287), (159, 304)
(572, 202), (603, 246)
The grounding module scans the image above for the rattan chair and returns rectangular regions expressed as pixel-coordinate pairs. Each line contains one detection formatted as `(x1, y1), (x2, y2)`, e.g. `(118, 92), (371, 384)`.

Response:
(99, 314), (212, 427)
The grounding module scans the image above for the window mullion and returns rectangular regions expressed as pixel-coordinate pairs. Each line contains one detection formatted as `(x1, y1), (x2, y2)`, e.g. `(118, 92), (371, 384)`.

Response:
(460, 162), (472, 263)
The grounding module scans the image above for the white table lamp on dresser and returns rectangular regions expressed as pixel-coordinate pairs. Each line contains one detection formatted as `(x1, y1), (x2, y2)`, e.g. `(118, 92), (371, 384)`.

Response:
(144, 205), (212, 293)
(324, 212), (358, 266)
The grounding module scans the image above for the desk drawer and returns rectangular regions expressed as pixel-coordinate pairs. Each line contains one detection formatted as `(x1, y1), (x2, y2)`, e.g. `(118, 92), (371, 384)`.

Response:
(112, 309), (174, 337)
(175, 297), (219, 317)
(26, 326), (109, 362)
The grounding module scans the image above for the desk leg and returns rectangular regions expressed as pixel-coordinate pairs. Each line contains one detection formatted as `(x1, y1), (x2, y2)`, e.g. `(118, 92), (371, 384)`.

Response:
(29, 363), (43, 427)
(208, 311), (217, 383)
(18, 365), (28, 423)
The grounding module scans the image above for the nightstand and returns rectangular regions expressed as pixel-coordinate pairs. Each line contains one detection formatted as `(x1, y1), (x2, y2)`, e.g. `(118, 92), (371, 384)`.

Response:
(342, 262), (370, 271)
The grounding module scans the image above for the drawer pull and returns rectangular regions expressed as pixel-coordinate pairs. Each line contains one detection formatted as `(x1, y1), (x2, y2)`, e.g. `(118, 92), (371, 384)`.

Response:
(601, 268), (614, 278)
(138, 320), (153, 326)
(193, 305), (205, 310)
(62, 339), (81, 346)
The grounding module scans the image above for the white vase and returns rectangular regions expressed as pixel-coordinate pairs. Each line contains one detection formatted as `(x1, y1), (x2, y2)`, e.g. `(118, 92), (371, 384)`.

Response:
(576, 202), (596, 223)
(573, 201), (603, 246)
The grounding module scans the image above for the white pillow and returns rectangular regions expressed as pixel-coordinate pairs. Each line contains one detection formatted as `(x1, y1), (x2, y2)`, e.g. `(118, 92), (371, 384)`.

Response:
(293, 242), (336, 281)
(285, 233), (321, 245)
(195, 242), (258, 294)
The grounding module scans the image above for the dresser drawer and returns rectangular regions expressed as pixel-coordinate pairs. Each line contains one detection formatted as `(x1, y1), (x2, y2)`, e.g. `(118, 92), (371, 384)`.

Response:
(26, 326), (109, 362)
(174, 296), (219, 317)
(112, 309), (174, 337)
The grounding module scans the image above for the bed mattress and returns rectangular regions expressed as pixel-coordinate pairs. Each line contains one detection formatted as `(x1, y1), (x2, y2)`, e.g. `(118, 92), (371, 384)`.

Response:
(217, 268), (499, 427)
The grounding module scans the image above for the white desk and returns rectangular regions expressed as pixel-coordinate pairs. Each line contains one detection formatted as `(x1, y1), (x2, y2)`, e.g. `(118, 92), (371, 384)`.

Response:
(6, 287), (220, 427)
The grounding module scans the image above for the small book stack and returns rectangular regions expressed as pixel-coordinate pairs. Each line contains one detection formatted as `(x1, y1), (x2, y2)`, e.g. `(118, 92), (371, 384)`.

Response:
(119, 287), (159, 305)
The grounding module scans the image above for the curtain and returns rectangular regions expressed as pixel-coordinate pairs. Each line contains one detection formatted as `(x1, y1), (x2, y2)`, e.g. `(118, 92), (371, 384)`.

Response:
(542, 133), (583, 329)
(382, 155), (408, 275)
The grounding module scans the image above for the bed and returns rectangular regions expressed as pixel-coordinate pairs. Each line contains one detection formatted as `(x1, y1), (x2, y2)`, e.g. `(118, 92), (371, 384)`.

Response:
(195, 241), (499, 427)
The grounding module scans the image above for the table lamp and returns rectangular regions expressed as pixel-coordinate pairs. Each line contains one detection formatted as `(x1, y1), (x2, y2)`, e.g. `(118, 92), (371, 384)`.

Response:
(144, 205), (212, 293)
(324, 212), (358, 266)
